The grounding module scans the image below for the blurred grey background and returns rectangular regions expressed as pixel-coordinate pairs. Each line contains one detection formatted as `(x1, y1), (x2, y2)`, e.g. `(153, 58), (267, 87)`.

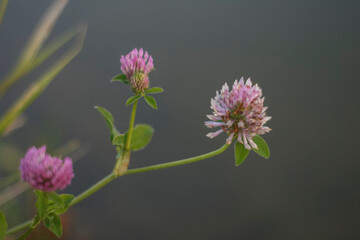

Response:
(1, 0), (360, 239)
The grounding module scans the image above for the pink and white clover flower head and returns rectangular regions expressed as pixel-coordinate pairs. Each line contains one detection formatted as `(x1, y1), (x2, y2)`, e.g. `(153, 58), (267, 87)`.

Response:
(205, 77), (271, 150)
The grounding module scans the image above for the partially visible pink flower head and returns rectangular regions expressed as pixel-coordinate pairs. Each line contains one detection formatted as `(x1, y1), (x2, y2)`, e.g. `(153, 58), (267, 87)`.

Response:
(205, 77), (271, 150)
(120, 48), (154, 94)
(19, 146), (74, 192)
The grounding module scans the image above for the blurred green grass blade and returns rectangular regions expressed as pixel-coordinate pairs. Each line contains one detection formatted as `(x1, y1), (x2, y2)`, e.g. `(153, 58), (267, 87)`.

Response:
(0, 24), (87, 97)
(0, 26), (87, 136)
(0, 0), (8, 27)
(17, 0), (69, 67)
(0, 0), (69, 96)
(0, 172), (19, 190)
(32, 24), (86, 69)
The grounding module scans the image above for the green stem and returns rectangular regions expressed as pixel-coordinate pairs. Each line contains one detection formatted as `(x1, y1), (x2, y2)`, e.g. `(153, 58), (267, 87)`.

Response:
(125, 100), (138, 150)
(73, 143), (229, 206)
(126, 143), (230, 175)
(16, 226), (33, 240)
(6, 143), (229, 236)
(6, 219), (33, 236)
(69, 172), (115, 207)
(113, 100), (138, 175)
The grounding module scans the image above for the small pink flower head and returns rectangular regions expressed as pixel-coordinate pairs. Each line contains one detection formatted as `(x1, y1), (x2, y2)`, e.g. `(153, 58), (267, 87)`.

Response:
(19, 146), (74, 192)
(120, 48), (154, 94)
(205, 78), (271, 150)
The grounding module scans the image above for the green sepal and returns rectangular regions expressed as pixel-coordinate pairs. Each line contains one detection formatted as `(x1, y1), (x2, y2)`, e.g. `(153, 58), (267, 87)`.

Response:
(126, 95), (142, 106)
(252, 135), (270, 159)
(124, 124), (154, 151)
(44, 213), (63, 237)
(111, 74), (129, 84)
(144, 95), (158, 110)
(0, 210), (7, 240)
(34, 190), (48, 219)
(145, 87), (164, 94)
(95, 106), (120, 141)
(234, 141), (249, 166)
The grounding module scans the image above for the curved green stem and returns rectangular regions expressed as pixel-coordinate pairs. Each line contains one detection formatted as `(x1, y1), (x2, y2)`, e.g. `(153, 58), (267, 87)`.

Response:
(6, 219), (33, 236)
(126, 143), (230, 175)
(6, 143), (229, 236)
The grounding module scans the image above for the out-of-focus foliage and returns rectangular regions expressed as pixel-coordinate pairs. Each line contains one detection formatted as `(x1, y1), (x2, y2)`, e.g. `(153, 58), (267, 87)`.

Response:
(0, 0), (87, 136)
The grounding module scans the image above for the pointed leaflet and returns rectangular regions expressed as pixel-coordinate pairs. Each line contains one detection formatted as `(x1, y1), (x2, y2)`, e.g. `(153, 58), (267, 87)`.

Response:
(0, 210), (7, 240)
(95, 106), (119, 141)
(44, 213), (63, 237)
(252, 135), (270, 159)
(234, 141), (249, 166)
(126, 95), (142, 106)
(144, 95), (158, 109)
(145, 87), (163, 94)
(111, 74), (129, 84)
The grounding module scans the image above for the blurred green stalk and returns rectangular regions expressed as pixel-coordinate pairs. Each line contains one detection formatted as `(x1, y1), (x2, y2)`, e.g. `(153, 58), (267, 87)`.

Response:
(0, 0), (8, 27)
(0, 0), (69, 97)
(0, 25), (87, 136)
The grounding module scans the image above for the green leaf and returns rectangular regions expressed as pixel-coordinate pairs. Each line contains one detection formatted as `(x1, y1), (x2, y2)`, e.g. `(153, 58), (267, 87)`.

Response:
(112, 134), (125, 147)
(0, 210), (7, 240)
(95, 106), (119, 141)
(144, 95), (158, 110)
(60, 194), (74, 208)
(48, 192), (64, 208)
(128, 124), (154, 151)
(145, 87), (164, 94)
(252, 135), (270, 159)
(51, 194), (74, 215)
(111, 74), (129, 84)
(126, 95), (142, 106)
(35, 190), (48, 219)
(234, 142), (250, 166)
(44, 213), (63, 237)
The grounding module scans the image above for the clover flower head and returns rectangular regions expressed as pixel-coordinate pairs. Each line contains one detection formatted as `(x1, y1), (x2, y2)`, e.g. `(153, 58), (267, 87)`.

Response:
(205, 77), (271, 150)
(19, 146), (74, 192)
(120, 48), (154, 94)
